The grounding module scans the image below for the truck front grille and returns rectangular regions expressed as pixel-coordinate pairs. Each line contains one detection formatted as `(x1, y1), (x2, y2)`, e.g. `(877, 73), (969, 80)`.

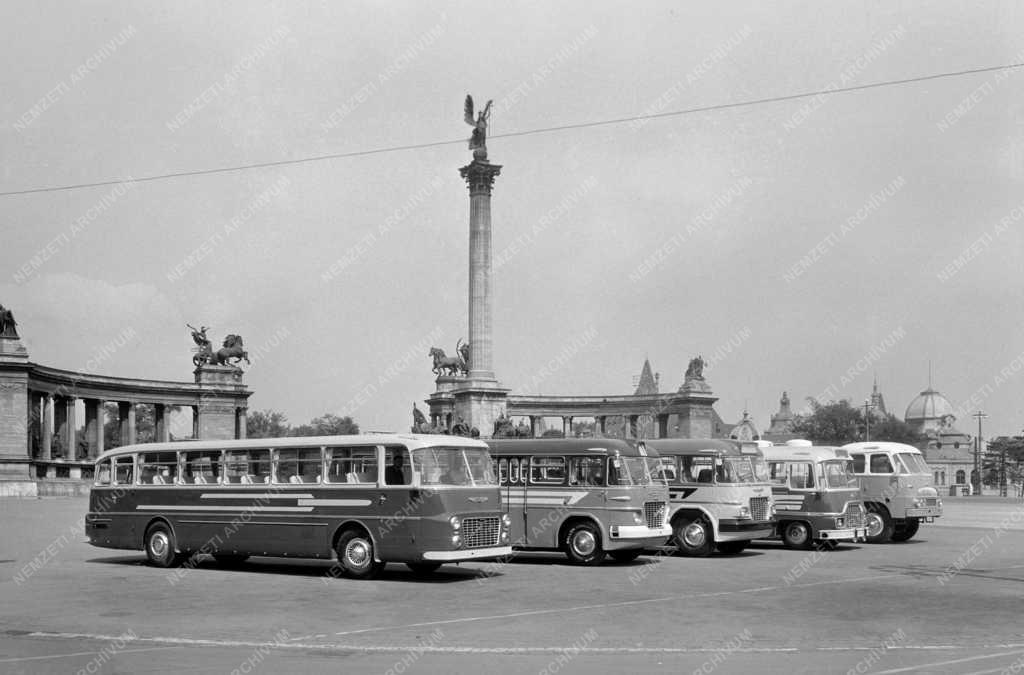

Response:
(644, 502), (666, 529)
(750, 496), (770, 522)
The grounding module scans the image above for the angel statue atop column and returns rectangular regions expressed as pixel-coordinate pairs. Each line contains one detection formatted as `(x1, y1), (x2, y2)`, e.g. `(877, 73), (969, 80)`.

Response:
(464, 94), (493, 160)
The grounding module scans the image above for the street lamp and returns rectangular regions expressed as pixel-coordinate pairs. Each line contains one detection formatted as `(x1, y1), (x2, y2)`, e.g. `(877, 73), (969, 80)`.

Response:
(861, 399), (875, 442)
(972, 410), (988, 497)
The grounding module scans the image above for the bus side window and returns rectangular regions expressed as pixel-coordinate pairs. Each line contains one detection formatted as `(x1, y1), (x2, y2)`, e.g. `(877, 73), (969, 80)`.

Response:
(530, 457), (565, 485)
(325, 446), (379, 484)
(768, 461), (787, 485)
(384, 446), (411, 485)
(869, 454), (894, 474)
(509, 458), (519, 484)
(569, 456), (605, 486)
(139, 452), (178, 485)
(113, 456), (134, 485)
(183, 451), (221, 484)
(276, 448), (322, 484)
(851, 454), (865, 473)
(498, 458), (508, 484)
(95, 460), (111, 486)
(790, 462), (814, 489)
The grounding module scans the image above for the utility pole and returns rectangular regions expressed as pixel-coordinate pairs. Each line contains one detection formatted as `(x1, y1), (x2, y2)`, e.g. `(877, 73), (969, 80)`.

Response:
(972, 410), (988, 497)
(861, 399), (874, 442)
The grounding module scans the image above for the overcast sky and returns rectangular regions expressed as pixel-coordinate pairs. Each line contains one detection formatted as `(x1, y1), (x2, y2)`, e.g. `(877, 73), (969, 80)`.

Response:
(2, 1), (1023, 438)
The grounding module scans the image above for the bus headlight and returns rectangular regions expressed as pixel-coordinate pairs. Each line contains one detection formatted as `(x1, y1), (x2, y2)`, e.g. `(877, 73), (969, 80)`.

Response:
(835, 517), (845, 528)
(770, 504), (777, 517)
(633, 511), (644, 525)
(451, 534), (461, 547)
(738, 506), (750, 519)
(500, 531), (510, 543)
(501, 513), (512, 528)
(449, 516), (462, 531)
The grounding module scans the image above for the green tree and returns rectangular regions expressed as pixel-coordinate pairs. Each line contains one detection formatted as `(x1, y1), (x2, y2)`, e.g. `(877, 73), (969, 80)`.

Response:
(866, 413), (924, 446)
(790, 399), (861, 445)
(292, 413), (359, 437)
(247, 409), (291, 438)
(983, 436), (1024, 492)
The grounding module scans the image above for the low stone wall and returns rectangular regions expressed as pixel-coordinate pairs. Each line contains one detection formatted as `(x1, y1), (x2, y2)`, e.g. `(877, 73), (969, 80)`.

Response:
(0, 480), (91, 498)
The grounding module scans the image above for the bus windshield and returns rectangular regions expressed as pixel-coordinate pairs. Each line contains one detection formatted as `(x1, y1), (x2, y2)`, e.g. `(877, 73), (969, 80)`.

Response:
(823, 460), (858, 488)
(751, 457), (770, 482)
(719, 458), (756, 484)
(896, 453), (930, 474)
(412, 447), (497, 486)
(608, 456), (652, 485)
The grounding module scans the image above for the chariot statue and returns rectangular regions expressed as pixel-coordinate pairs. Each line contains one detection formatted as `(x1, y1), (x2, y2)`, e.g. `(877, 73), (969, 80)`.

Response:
(189, 325), (250, 368)
(685, 355), (706, 380)
(0, 304), (18, 338)
(429, 338), (469, 377)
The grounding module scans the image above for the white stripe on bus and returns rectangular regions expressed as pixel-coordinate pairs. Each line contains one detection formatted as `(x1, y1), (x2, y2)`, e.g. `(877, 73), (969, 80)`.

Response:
(135, 505), (314, 512)
(297, 499), (372, 507)
(200, 493), (315, 499)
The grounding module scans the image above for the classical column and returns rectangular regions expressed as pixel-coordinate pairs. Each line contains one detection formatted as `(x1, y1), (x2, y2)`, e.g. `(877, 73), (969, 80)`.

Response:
(192, 405), (199, 439)
(41, 394), (54, 461)
(459, 158), (502, 381)
(154, 403), (170, 443)
(627, 415), (638, 439)
(119, 402), (136, 446)
(562, 416), (572, 437)
(66, 397), (77, 459)
(596, 416), (606, 437)
(657, 414), (669, 439)
(529, 416), (537, 438)
(84, 399), (102, 458)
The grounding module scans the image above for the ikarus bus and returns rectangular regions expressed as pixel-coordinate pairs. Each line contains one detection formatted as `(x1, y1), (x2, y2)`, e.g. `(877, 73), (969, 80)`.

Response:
(644, 439), (776, 556)
(85, 434), (512, 579)
(760, 440), (867, 549)
(486, 439), (671, 565)
(842, 441), (942, 543)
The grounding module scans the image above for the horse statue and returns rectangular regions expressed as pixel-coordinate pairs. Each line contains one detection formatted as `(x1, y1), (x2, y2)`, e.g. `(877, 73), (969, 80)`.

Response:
(429, 347), (463, 377)
(211, 334), (250, 367)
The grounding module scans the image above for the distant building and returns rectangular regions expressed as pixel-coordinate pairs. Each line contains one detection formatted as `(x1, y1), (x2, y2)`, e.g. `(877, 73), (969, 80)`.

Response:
(905, 385), (973, 489)
(868, 376), (887, 418)
(763, 391), (799, 443)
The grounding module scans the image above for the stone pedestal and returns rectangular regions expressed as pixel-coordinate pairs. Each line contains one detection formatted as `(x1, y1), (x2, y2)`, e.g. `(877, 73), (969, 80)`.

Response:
(194, 365), (246, 440)
(0, 337), (31, 480)
(451, 380), (510, 439)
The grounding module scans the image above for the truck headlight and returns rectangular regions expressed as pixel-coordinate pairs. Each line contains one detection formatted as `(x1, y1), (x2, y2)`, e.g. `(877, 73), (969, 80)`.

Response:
(500, 531), (510, 543)
(451, 534), (461, 547)
(501, 513), (512, 528)
(770, 504), (777, 517)
(835, 517), (845, 528)
(738, 506), (750, 519)
(449, 516), (461, 531)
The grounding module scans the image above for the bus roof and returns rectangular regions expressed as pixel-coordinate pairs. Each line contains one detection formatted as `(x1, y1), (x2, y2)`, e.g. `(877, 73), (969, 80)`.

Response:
(643, 438), (757, 457)
(841, 441), (924, 454)
(94, 433), (489, 463)
(485, 438), (648, 457)
(760, 444), (851, 462)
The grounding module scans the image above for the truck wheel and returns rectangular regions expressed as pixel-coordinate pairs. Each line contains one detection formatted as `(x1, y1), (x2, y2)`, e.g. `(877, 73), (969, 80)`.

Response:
(781, 521), (813, 550)
(864, 505), (894, 543)
(672, 516), (714, 557)
(563, 522), (605, 565)
(891, 517), (920, 542)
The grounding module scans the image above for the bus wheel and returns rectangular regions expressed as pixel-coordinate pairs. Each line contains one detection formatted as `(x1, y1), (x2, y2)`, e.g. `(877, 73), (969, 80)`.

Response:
(212, 554), (249, 566)
(609, 549), (643, 563)
(336, 530), (385, 579)
(406, 562), (443, 575)
(781, 521), (813, 550)
(673, 516), (713, 557)
(891, 518), (920, 542)
(563, 522), (605, 565)
(864, 506), (894, 543)
(716, 541), (748, 555)
(144, 522), (183, 568)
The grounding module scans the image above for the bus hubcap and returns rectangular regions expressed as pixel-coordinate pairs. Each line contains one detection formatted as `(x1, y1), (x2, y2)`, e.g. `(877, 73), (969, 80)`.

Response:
(788, 523), (808, 544)
(683, 523), (706, 547)
(572, 531), (596, 555)
(346, 540), (370, 568)
(150, 532), (168, 557)
(865, 513), (883, 537)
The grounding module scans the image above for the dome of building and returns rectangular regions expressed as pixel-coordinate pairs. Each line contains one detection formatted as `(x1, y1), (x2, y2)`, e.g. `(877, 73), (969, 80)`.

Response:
(904, 388), (955, 423)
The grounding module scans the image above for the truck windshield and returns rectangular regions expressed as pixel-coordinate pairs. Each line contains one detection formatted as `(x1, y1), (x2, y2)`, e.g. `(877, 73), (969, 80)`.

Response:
(823, 460), (858, 488)
(412, 447), (497, 486)
(608, 456), (652, 485)
(896, 453), (930, 474)
(719, 458), (756, 484)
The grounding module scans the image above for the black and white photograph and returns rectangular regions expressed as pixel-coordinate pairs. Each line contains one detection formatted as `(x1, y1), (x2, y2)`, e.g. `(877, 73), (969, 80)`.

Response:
(2, 2), (1024, 673)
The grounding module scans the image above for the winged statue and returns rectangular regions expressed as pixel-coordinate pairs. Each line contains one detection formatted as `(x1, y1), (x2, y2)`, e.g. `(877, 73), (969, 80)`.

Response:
(464, 94), (493, 159)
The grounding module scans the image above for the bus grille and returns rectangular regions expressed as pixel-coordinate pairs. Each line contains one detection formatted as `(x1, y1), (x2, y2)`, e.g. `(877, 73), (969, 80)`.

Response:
(845, 504), (865, 529)
(461, 517), (500, 548)
(749, 497), (770, 522)
(644, 502), (665, 529)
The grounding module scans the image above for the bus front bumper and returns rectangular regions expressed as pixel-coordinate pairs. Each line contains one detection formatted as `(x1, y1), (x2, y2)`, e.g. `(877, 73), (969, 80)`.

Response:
(609, 524), (673, 541)
(422, 545), (513, 562)
(818, 527), (867, 542)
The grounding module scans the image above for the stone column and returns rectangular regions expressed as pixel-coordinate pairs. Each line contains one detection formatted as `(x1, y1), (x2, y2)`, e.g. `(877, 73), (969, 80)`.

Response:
(236, 407), (248, 440)
(657, 414), (669, 439)
(627, 415), (638, 439)
(154, 403), (170, 443)
(596, 416), (606, 437)
(119, 402), (136, 446)
(41, 394), (54, 461)
(84, 399), (102, 458)
(562, 416), (572, 437)
(529, 416), (537, 438)
(66, 397), (77, 459)
(54, 395), (69, 458)
(192, 405), (199, 439)
(459, 159), (502, 381)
